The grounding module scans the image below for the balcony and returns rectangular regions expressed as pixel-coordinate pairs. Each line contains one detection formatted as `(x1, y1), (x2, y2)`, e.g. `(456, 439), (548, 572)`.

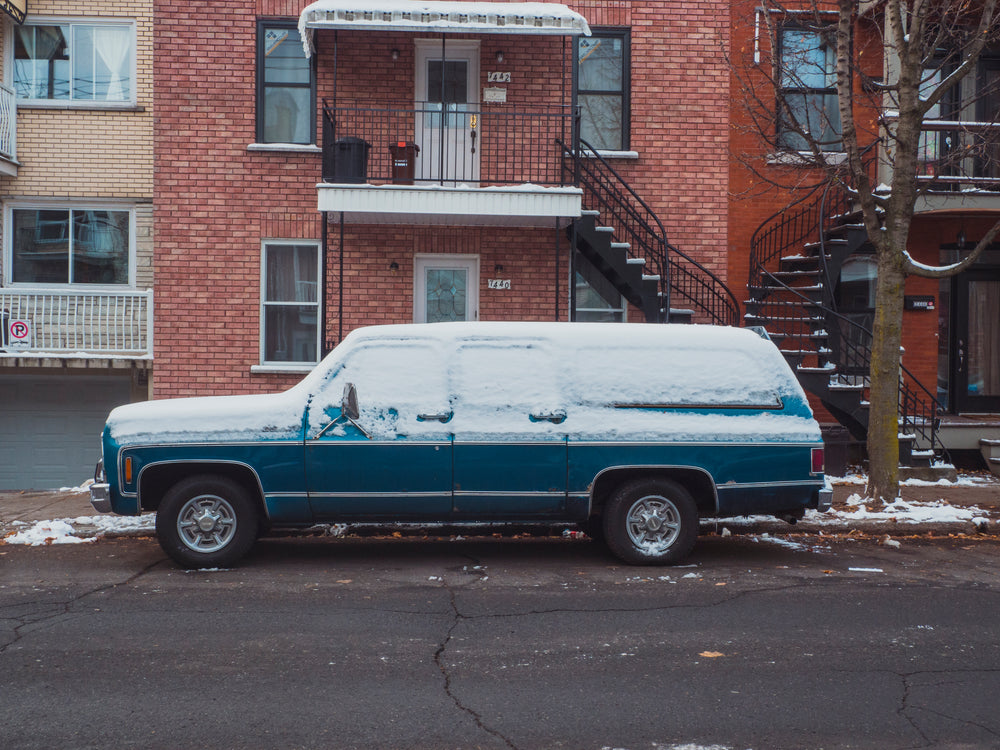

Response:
(913, 119), (1000, 211)
(318, 101), (582, 226)
(0, 288), (153, 360)
(0, 83), (17, 176)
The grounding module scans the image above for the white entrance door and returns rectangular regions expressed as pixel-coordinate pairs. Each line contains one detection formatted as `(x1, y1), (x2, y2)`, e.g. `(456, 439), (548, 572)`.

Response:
(414, 255), (479, 323)
(415, 40), (480, 184)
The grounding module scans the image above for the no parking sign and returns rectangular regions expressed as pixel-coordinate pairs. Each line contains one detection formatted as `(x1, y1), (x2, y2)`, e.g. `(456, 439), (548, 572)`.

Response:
(7, 318), (31, 350)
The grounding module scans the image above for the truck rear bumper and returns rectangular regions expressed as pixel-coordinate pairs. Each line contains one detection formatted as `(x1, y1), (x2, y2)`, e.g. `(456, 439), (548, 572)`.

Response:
(816, 487), (833, 512)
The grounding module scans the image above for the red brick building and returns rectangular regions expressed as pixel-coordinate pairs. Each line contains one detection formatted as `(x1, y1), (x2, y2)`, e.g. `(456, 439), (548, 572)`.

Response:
(727, 1), (1000, 466)
(153, 0), (734, 400)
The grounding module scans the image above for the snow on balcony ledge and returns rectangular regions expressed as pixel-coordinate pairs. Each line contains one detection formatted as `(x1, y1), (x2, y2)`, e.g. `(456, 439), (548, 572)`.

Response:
(299, 1), (591, 56)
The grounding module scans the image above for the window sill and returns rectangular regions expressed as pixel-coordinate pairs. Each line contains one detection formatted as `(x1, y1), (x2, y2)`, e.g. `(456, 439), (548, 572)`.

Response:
(18, 101), (143, 112)
(250, 364), (316, 375)
(766, 150), (847, 166)
(247, 143), (321, 153)
(581, 149), (639, 160)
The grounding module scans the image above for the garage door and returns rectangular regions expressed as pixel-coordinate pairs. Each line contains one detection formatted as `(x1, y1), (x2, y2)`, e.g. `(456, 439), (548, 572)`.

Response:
(0, 374), (132, 490)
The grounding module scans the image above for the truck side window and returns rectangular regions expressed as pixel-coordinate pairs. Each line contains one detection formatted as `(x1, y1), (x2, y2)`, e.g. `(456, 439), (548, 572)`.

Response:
(309, 341), (449, 437)
(449, 342), (562, 433)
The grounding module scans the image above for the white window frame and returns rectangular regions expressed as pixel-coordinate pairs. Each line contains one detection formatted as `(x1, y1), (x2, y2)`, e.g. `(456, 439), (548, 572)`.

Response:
(260, 239), (322, 367)
(7, 17), (138, 108)
(3, 200), (137, 288)
(414, 254), (479, 324)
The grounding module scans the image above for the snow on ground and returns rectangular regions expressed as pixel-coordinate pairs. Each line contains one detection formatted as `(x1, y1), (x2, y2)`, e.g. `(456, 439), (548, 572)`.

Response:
(832, 471), (998, 487)
(815, 494), (990, 525)
(715, 496), (990, 529)
(2, 469), (995, 546)
(3, 514), (156, 546)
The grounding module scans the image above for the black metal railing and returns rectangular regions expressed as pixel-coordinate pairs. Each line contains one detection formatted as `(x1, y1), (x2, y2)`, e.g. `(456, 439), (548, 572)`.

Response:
(323, 100), (575, 186)
(915, 119), (1000, 190)
(748, 187), (944, 456)
(559, 138), (740, 327)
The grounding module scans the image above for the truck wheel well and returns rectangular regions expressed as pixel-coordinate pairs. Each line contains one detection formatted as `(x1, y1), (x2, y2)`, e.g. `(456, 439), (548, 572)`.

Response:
(138, 463), (265, 517)
(590, 468), (717, 520)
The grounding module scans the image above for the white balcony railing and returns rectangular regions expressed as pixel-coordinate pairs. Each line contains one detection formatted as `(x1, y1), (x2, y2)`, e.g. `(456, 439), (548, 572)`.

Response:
(0, 83), (16, 163)
(0, 288), (153, 358)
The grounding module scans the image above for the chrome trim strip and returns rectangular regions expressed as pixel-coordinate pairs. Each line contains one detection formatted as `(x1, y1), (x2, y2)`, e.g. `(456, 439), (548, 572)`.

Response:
(128, 459), (271, 520)
(716, 480), (826, 490)
(589, 464), (720, 514)
(119, 439), (302, 450)
(612, 397), (784, 411)
(454, 490), (566, 498)
(307, 491), (448, 499)
(569, 441), (822, 448)
(306, 440), (452, 446)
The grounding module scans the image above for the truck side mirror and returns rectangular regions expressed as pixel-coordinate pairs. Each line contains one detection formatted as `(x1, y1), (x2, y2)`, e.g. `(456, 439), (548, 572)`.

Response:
(342, 382), (360, 421)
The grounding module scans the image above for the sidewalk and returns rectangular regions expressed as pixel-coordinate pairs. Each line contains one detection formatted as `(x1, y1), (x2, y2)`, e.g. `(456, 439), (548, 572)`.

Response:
(2, 473), (998, 544)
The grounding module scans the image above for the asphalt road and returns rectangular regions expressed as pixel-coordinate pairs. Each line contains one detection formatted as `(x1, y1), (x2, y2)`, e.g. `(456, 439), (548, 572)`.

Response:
(2, 532), (999, 750)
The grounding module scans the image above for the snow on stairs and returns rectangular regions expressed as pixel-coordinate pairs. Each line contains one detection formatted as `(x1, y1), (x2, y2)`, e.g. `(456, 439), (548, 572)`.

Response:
(980, 439), (1000, 478)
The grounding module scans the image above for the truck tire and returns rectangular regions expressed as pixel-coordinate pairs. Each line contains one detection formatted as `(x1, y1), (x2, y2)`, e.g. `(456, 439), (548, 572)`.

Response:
(156, 475), (259, 569)
(603, 478), (698, 565)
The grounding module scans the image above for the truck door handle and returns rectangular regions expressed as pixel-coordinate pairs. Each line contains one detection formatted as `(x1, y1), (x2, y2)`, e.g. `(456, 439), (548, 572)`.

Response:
(530, 411), (566, 424)
(417, 412), (453, 423)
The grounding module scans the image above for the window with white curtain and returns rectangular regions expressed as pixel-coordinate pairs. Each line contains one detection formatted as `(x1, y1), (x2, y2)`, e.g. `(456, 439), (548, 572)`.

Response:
(262, 242), (321, 364)
(13, 20), (135, 104)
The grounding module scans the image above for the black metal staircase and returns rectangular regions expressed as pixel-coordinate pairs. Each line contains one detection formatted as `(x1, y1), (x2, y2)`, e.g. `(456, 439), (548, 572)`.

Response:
(560, 139), (740, 326)
(745, 186), (945, 466)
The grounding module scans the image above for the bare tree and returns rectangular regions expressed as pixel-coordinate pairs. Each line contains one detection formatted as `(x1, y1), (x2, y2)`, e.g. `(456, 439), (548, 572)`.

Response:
(733, 0), (1000, 501)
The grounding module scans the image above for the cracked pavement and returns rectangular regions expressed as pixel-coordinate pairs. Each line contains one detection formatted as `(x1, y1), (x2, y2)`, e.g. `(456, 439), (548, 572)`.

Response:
(1, 533), (999, 749)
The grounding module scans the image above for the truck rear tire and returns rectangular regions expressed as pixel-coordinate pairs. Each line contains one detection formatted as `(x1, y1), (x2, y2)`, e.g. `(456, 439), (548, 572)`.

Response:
(603, 478), (698, 565)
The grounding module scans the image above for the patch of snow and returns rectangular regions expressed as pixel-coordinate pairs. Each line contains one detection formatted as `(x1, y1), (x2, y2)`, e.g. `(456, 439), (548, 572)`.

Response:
(4, 519), (90, 546)
(824, 494), (990, 524)
(3, 514), (155, 545)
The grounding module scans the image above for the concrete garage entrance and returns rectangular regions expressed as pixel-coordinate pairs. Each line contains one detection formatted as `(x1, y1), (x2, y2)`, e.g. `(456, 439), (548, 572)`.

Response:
(0, 374), (132, 490)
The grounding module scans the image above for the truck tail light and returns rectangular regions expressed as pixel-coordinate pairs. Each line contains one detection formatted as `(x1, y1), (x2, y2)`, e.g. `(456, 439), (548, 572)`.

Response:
(124, 457), (134, 484)
(811, 447), (825, 474)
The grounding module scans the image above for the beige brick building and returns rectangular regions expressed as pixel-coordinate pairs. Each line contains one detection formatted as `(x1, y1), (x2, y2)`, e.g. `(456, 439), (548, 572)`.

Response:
(0, 0), (154, 488)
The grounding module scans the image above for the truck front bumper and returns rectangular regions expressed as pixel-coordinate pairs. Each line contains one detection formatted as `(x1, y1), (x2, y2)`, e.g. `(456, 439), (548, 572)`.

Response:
(90, 483), (112, 513)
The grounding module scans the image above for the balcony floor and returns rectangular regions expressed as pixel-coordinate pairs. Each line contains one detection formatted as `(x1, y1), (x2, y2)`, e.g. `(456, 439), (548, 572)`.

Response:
(316, 182), (582, 227)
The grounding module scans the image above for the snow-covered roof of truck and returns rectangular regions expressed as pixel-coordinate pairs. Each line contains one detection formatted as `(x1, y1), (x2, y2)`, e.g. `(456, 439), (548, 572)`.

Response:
(107, 323), (820, 446)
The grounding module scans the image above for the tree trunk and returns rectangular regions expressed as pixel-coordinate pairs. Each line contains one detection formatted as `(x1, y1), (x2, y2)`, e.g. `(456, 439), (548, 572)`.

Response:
(865, 250), (906, 502)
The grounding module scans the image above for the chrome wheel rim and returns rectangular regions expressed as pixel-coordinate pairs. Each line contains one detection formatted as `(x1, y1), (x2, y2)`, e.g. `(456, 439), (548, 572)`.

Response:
(625, 494), (681, 554)
(176, 494), (237, 554)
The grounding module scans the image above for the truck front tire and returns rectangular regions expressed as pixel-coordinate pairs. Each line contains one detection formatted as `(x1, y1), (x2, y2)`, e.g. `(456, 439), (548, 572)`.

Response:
(156, 475), (259, 569)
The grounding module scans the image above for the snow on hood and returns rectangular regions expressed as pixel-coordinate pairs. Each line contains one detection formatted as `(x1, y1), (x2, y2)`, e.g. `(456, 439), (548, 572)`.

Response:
(106, 389), (307, 445)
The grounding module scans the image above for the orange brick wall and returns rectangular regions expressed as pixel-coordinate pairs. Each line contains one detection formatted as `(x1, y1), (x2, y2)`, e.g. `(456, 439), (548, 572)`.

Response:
(726, 2), (949, 420)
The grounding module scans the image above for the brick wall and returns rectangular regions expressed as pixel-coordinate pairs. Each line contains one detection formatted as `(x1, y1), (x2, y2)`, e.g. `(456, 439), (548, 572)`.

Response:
(727, 2), (953, 420)
(573, 0), (731, 281)
(154, 0), (731, 398)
